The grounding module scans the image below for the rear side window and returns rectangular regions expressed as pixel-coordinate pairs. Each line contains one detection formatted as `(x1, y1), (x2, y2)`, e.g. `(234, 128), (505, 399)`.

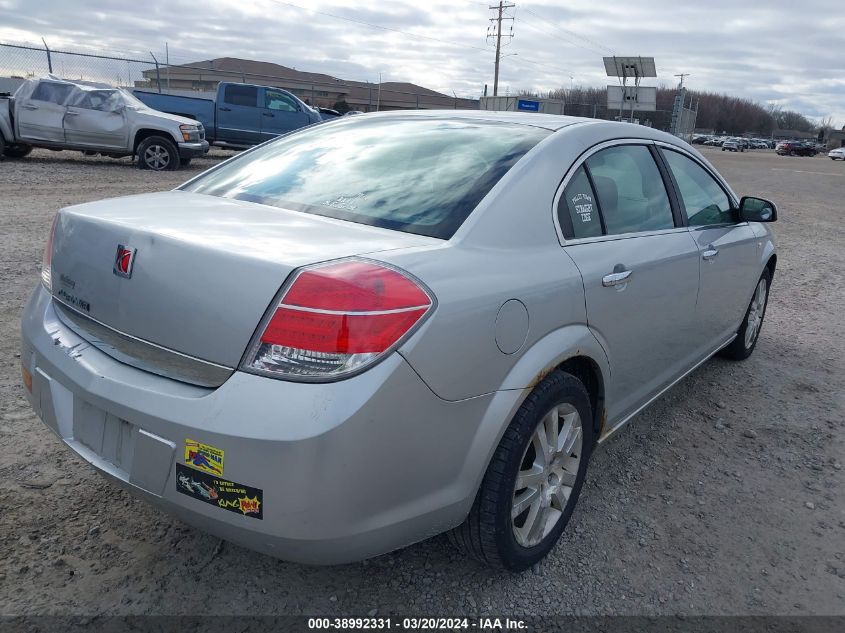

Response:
(661, 150), (734, 226)
(558, 166), (602, 239)
(182, 117), (549, 239)
(585, 145), (674, 235)
(224, 84), (258, 107)
(30, 82), (75, 105)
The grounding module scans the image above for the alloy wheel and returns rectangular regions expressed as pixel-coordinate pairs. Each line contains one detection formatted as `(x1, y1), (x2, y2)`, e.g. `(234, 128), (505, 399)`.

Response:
(144, 145), (171, 170)
(512, 403), (582, 548)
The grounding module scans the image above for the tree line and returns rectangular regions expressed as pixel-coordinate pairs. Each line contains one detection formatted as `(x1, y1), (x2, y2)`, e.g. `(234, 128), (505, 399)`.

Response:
(519, 85), (819, 135)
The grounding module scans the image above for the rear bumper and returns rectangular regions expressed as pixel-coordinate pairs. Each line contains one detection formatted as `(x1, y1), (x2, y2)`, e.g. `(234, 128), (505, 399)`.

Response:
(178, 140), (209, 158)
(20, 284), (504, 564)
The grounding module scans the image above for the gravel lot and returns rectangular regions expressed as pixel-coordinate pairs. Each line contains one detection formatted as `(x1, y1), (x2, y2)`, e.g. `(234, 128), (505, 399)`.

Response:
(0, 146), (843, 617)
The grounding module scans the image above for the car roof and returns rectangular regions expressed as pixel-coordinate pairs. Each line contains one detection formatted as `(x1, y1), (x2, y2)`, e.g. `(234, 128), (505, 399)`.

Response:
(358, 109), (691, 145)
(359, 109), (586, 130)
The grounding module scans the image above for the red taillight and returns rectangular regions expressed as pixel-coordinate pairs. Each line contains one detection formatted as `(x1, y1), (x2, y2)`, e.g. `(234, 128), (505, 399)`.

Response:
(41, 215), (58, 292)
(243, 259), (433, 379)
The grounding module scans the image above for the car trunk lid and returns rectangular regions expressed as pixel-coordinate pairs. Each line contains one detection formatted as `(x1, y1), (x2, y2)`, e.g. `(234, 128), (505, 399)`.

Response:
(49, 190), (434, 379)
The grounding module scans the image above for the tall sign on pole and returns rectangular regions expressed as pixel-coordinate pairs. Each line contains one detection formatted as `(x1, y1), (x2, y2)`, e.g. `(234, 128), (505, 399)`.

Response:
(603, 56), (657, 123)
(488, 2), (514, 97)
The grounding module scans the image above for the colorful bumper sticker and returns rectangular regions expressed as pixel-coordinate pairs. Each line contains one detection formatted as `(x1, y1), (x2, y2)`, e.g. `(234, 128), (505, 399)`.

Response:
(176, 463), (263, 520)
(184, 439), (224, 476)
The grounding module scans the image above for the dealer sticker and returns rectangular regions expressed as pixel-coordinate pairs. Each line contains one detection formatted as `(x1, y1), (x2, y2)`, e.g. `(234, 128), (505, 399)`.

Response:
(184, 439), (224, 476)
(176, 464), (263, 520)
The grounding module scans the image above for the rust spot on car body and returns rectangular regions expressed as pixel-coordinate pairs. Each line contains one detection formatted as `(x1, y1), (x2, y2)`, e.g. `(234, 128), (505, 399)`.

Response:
(598, 407), (608, 438)
(526, 365), (555, 391)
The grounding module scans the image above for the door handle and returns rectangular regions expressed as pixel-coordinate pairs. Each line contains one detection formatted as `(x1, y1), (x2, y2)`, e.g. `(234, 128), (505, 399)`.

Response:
(262, 112), (274, 117)
(602, 269), (633, 287)
(64, 111), (79, 116)
(702, 247), (719, 260)
(218, 107), (231, 112)
(22, 104), (39, 110)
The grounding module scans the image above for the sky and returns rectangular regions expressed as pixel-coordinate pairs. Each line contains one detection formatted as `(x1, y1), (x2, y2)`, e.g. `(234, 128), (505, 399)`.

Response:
(1, 0), (843, 126)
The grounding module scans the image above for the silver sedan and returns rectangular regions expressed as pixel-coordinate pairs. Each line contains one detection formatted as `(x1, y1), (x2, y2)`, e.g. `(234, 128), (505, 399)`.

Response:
(20, 111), (777, 570)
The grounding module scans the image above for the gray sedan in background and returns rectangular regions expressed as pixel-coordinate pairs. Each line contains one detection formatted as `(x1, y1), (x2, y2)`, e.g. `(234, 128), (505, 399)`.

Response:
(20, 111), (777, 571)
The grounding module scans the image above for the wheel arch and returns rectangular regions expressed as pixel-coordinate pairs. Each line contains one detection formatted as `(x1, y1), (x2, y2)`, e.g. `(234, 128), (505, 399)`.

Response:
(765, 253), (777, 280)
(451, 329), (610, 530)
(133, 128), (178, 154)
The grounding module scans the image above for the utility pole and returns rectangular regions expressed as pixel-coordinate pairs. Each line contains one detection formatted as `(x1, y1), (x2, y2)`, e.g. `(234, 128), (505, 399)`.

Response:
(488, 1), (514, 96)
(674, 73), (689, 89)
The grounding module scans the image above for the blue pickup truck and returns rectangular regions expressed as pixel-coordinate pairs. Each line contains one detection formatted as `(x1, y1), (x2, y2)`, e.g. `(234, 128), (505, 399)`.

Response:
(134, 82), (323, 148)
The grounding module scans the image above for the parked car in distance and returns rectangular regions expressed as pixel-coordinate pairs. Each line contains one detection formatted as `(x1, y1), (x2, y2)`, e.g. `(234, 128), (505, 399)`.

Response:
(22, 112), (778, 571)
(134, 82), (322, 149)
(722, 138), (743, 152)
(776, 141), (817, 157)
(315, 107), (341, 119)
(829, 148), (845, 160)
(0, 76), (208, 170)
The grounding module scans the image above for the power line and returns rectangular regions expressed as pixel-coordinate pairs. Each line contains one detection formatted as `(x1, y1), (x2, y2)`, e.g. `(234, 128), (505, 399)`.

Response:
(519, 5), (615, 55)
(515, 14), (603, 56)
(266, 0), (492, 54)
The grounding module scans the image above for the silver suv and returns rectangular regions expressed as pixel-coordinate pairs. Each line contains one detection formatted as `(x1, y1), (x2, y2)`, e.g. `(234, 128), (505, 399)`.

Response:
(0, 76), (208, 170)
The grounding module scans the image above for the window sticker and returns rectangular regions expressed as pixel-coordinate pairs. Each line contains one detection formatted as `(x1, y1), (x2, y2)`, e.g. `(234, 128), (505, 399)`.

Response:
(571, 193), (594, 223)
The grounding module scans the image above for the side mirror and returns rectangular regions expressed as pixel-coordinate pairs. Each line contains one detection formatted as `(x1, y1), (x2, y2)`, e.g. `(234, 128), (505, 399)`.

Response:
(739, 196), (777, 222)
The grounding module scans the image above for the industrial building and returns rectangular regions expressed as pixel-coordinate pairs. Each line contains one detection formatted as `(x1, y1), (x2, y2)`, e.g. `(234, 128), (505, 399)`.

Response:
(137, 57), (479, 112)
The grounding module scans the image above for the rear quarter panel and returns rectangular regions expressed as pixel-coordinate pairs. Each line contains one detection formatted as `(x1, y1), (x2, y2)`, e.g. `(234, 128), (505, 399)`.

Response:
(383, 242), (591, 402)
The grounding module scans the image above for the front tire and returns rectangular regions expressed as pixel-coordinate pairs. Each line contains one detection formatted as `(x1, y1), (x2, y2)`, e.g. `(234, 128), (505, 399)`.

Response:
(721, 269), (771, 360)
(448, 370), (594, 571)
(3, 143), (33, 158)
(137, 135), (179, 171)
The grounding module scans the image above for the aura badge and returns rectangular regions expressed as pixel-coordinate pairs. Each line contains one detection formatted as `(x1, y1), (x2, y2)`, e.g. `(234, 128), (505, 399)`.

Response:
(113, 245), (137, 279)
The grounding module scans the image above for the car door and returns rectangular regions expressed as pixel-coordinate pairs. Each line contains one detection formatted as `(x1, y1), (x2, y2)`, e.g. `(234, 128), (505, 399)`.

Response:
(557, 143), (701, 423)
(216, 84), (261, 146)
(63, 90), (128, 149)
(259, 88), (310, 141)
(15, 81), (74, 143)
(658, 146), (761, 351)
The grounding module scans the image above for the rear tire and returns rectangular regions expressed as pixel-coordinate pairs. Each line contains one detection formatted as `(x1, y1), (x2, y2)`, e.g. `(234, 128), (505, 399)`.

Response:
(137, 135), (179, 171)
(448, 370), (593, 571)
(179, 157), (192, 167)
(3, 143), (33, 158)
(721, 269), (772, 361)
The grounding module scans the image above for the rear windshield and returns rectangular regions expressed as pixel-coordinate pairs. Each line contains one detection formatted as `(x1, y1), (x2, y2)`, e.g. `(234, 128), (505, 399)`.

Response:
(182, 117), (549, 239)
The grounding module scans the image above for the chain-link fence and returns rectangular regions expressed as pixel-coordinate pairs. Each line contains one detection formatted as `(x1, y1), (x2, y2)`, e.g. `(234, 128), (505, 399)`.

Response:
(0, 41), (478, 112)
(0, 42), (158, 90)
(0, 41), (697, 136)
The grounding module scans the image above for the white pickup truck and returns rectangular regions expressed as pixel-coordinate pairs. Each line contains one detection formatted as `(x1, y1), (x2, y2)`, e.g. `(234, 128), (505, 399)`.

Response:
(0, 76), (209, 170)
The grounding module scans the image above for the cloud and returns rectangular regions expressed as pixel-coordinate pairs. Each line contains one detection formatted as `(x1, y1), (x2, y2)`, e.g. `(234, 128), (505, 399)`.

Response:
(0, 0), (842, 126)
